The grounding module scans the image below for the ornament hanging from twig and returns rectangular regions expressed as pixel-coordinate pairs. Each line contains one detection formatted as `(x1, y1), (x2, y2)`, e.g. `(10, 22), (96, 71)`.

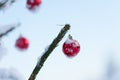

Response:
(62, 35), (80, 57)
(26, 0), (42, 12)
(15, 35), (29, 51)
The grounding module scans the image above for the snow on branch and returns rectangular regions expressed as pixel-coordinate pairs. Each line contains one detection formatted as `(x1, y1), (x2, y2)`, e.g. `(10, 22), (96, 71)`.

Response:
(0, 0), (15, 10)
(28, 24), (70, 80)
(0, 23), (20, 38)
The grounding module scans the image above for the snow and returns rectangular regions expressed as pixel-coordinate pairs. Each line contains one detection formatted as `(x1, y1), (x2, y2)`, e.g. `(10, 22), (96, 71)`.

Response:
(0, 0), (15, 10)
(0, 43), (7, 61)
(0, 68), (25, 80)
(0, 23), (20, 60)
(65, 38), (80, 47)
(37, 45), (50, 64)
(0, 23), (20, 35)
(0, 22), (24, 80)
(65, 38), (73, 44)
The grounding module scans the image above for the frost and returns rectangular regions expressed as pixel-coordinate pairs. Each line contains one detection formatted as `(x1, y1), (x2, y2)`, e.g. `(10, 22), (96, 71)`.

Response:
(72, 41), (80, 47)
(65, 38), (73, 44)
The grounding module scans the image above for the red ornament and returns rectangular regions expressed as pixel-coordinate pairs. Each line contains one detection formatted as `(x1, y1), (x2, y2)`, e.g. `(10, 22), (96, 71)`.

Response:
(15, 36), (29, 50)
(62, 35), (80, 57)
(27, 0), (42, 11)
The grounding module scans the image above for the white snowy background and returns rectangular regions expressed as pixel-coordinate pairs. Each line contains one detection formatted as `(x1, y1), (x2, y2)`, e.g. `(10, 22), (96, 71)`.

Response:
(0, 0), (120, 80)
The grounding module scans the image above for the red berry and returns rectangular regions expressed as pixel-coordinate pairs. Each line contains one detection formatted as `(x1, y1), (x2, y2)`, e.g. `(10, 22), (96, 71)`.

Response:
(15, 36), (29, 50)
(62, 35), (80, 57)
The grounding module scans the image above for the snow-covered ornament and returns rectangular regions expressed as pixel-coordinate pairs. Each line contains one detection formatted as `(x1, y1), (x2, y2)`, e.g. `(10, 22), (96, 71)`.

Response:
(26, 0), (42, 11)
(62, 35), (80, 57)
(15, 36), (29, 51)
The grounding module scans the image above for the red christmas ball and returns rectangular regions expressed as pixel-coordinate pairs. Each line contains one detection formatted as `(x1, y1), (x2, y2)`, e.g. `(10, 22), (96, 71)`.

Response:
(15, 36), (29, 50)
(62, 35), (80, 57)
(27, 0), (42, 11)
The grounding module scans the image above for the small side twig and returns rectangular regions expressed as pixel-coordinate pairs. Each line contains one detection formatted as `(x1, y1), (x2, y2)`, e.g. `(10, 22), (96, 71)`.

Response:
(0, 0), (15, 9)
(28, 24), (71, 80)
(0, 0), (8, 7)
(0, 23), (20, 38)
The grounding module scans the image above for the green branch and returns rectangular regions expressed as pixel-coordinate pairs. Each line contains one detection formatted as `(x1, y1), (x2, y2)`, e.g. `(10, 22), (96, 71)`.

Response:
(28, 24), (70, 80)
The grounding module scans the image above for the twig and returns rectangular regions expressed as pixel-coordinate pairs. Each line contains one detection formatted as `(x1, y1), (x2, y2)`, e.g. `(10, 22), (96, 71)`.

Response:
(0, 0), (15, 9)
(0, 0), (8, 8)
(28, 24), (70, 80)
(0, 23), (20, 38)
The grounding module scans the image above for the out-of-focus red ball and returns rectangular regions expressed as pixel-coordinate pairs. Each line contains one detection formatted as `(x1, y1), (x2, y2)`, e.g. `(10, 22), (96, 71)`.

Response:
(15, 36), (29, 50)
(26, 0), (42, 11)
(62, 35), (80, 57)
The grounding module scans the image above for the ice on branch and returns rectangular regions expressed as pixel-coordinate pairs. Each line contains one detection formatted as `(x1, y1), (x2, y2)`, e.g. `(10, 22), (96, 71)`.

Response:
(0, 68), (25, 80)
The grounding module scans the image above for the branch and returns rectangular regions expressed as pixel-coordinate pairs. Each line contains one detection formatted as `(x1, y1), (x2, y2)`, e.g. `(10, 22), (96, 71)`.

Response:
(28, 24), (71, 80)
(0, 0), (15, 9)
(0, 23), (20, 38)
(0, 0), (8, 8)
